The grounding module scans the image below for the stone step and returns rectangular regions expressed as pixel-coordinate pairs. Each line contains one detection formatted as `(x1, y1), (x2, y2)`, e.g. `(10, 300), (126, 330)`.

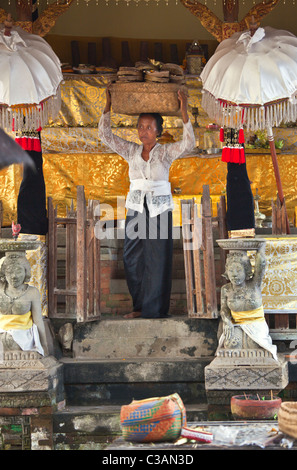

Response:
(72, 317), (219, 360)
(60, 356), (213, 406)
(62, 317), (218, 407)
(53, 403), (210, 450)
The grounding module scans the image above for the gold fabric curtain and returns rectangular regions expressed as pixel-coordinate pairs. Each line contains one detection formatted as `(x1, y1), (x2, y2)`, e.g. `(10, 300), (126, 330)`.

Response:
(1, 73), (297, 227)
(262, 238), (297, 312)
(2, 151), (297, 227)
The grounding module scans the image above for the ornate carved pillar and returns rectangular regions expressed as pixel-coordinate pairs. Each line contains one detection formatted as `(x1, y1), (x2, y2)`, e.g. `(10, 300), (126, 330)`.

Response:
(179, 0), (280, 41)
(0, 0), (74, 36)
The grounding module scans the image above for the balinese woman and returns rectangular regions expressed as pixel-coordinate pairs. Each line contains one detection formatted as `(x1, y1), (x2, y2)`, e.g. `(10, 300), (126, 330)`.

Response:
(98, 87), (195, 319)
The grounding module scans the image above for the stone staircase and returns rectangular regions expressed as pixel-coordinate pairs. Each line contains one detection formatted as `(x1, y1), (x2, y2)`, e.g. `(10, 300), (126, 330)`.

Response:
(21, 223), (223, 448)
(53, 316), (219, 449)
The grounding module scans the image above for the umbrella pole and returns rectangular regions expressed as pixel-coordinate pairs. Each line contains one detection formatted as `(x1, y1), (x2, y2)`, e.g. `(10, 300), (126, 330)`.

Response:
(267, 126), (290, 234)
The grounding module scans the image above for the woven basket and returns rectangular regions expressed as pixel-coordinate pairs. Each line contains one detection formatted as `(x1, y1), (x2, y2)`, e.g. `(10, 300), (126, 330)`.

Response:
(110, 82), (187, 116)
(278, 402), (297, 439)
(120, 393), (186, 442)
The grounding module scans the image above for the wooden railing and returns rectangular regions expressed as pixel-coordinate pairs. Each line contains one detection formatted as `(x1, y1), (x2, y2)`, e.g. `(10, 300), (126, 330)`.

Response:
(181, 185), (227, 318)
(48, 185), (101, 322)
(272, 194), (288, 235)
(45, 183), (297, 342)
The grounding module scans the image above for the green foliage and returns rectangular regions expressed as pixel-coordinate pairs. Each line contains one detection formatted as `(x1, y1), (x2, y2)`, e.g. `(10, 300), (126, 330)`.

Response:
(247, 130), (284, 150)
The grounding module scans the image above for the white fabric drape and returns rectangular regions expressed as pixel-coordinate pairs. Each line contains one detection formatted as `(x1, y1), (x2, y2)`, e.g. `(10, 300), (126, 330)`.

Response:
(0, 324), (44, 356)
(217, 321), (278, 362)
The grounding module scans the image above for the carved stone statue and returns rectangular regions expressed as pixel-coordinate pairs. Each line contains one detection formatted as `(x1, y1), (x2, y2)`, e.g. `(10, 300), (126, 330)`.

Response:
(217, 239), (277, 361)
(205, 239), (288, 396)
(0, 239), (64, 417)
(0, 250), (49, 356)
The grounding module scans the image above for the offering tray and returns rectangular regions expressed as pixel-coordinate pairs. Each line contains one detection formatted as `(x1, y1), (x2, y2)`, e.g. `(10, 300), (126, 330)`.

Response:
(217, 238), (266, 251)
(0, 239), (40, 252)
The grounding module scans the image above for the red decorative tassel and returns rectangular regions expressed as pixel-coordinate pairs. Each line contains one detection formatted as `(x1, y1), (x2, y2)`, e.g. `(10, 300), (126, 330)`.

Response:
(239, 147), (245, 163)
(220, 127), (224, 142)
(231, 148), (245, 163)
(15, 136), (41, 152)
(221, 147), (230, 162)
(238, 128), (245, 144)
(221, 147), (245, 164)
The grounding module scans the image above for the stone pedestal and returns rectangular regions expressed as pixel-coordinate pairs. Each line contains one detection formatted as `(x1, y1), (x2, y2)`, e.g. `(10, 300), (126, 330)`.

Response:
(0, 352), (64, 450)
(205, 349), (289, 406)
(73, 317), (218, 359)
(0, 353), (63, 395)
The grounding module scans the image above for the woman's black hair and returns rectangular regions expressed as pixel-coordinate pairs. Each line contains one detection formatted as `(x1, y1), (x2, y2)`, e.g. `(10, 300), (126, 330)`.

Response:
(137, 113), (163, 138)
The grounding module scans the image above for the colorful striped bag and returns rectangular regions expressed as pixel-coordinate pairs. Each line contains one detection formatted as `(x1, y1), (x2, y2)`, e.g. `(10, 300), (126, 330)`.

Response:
(120, 393), (187, 442)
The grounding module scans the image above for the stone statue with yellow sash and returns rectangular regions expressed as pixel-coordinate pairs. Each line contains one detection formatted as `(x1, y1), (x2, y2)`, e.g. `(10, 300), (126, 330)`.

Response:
(0, 252), (48, 356)
(218, 242), (278, 361)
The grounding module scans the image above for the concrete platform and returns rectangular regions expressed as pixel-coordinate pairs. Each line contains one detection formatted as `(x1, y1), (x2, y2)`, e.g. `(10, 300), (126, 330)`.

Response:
(72, 316), (219, 360)
(107, 420), (296, 451)
(53, 402), (209, 447)
(60, 356), (213, 406)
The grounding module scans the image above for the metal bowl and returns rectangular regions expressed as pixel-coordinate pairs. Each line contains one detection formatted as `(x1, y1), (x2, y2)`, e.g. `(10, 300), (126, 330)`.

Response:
(206, 148), (221, 155)
(73, 66), (95, 74)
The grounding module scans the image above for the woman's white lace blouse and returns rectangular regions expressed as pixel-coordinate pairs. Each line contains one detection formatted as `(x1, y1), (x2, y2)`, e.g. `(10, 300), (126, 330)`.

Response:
(98, 112), (196, 217)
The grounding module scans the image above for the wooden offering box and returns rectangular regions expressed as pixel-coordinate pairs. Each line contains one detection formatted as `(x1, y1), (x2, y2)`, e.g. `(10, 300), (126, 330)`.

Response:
(110, 82), (187, 116)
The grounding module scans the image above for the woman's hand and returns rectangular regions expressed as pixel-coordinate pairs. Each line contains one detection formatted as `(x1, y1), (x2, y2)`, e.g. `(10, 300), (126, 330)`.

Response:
(178, 89), (189, 123)
(178, 89), (187, 107)
(104, 83), (112, 114)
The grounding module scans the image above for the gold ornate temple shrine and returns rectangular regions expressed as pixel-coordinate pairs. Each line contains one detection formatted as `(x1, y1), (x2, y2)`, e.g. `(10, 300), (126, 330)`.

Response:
(1, 73), (297, 227)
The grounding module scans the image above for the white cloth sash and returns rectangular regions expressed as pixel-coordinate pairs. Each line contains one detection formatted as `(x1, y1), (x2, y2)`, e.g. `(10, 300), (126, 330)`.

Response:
(217, 321), (278, 362)
(0, 325), (44, 356)
(130, 179), (171, 196)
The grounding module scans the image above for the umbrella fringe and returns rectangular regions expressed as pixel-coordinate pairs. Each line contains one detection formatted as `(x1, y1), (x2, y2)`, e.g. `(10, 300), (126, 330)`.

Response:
(0, 87), (61, 133)
(202, 90), (297, 131)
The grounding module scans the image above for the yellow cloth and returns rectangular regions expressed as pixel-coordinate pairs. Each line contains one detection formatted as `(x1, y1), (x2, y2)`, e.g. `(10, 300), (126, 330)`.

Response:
(231, 305), (265, 324)
(261, 237), (297, 312)
(0, 311), (33, 331)
(2, 150), (297, 227)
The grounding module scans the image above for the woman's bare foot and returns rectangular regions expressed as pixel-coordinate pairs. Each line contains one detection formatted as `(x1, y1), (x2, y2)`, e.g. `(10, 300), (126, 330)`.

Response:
(123, 311), (142, 319)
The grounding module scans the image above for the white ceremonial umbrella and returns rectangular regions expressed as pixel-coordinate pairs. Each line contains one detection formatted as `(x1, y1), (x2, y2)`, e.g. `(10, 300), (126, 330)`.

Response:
(0, 23), (63, 132)
(200, 26), (297, 232)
